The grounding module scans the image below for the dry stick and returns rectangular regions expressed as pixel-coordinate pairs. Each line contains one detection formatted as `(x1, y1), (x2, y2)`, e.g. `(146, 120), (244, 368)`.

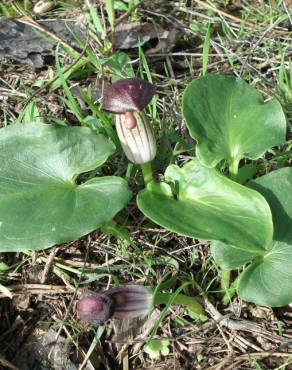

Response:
(214, 325), (235, 370)
(283, 1), (292, 26)
(137, 238), (185, 263)
(194, 0), (256, 27)
(122, 353), (129, 370)
(18, 284), (70, 290)
(213, 355), (233, 370)
(233, 335), (248, 352)
(205, 297), (280, 340)
(217, 324), (234, 353)
(0, 283), (13, 299)
(0, 284), (74, 298)
(41, 247), (58, 284)
(210, 39), (275, 86)
(208, 351), (292, 370)
(194, 281), (284, 343)
(224, 352), (292, 370)
(203, 295), (289, 370)
(0, 355), (19, 370)
(234, 334), (263, 352)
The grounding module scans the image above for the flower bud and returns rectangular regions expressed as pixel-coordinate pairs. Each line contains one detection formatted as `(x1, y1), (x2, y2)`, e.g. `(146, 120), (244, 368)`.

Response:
(76, 291), (113, 325)
(76, 286), (153, 326)
(106, 285), (153, 319)
(115, 111), (157, 164)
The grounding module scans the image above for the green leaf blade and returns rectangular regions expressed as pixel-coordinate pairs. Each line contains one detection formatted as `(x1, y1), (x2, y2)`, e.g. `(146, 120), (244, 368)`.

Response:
(211, 240), (260, 270)
(0, 124), (131, 252)
(238, 240), (292, 307)
(137, 159), (273, 252)
(220, 167), (292, 307)
(248, 167), (292, 243)
(182, 75), (286, 167)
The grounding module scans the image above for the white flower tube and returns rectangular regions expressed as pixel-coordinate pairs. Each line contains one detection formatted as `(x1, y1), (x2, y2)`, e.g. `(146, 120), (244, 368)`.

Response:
(115, 111), (157, 165)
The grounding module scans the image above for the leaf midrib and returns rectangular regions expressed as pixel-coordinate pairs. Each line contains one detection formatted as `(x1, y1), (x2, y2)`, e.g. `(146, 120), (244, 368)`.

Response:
(0, 182), (76, 200)
(0, 153), (66, 184)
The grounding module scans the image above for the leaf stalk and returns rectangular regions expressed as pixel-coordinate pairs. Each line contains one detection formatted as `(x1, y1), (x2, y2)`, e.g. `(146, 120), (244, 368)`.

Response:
(141, 162), (154, 185)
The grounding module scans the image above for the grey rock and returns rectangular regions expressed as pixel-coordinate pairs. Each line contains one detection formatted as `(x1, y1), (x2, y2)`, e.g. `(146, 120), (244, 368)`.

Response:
(0, 18), (85, 68)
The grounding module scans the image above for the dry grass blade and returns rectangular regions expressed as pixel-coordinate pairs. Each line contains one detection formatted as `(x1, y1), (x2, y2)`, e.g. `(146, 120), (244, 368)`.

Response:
(0, 355), (19, 370)
(0, 284), (74, 298)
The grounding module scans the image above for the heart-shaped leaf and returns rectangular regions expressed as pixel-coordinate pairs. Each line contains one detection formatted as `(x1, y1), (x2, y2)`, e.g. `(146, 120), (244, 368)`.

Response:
(0, 124), (132, 252)
(211, 240), (259, 270)
(212, 168), (292, 307)
(238, 167), (292, 306)
(248, 167), (292, 242)
(182, 75), (286, 167)
(137, 159), (273, 251)
(238, 240), (292, 307)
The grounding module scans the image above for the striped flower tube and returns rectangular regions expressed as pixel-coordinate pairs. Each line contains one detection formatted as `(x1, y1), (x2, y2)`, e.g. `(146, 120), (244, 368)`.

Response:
(101, 78), (157, 164)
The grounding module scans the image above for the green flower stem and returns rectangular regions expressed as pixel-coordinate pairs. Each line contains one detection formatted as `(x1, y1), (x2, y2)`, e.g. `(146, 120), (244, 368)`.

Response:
(221, 270), (231, 304)
(222, 272), (241, 306)
(141, 162), (154, 185)
(153, 292), (206, 318)
(125, 163), (134, 182)
(229, 157), (240, 181)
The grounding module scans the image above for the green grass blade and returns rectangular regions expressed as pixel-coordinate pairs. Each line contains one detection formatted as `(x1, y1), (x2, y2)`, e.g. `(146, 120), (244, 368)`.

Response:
(105, 0), (115, 31)
(55, 43), (84, 124)
(202, 23), (212, 76)
(86, 0), (106, 38)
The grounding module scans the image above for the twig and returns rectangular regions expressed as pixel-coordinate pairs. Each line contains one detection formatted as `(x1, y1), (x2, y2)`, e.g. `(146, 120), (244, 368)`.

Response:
(224, 352), (292, 370)
(203, 296), (282, 341)
(212, 352), (233, 370)
(192, 281), (284, 344)
(217, 324), (234, 352)
(41, 247), (58, 284)
(234, 333), (263, 352)
(0, 283), (13, 299)
(0, 284), (74, 298)
(0, 355), (20, 370)
(283, 1), (292, 27)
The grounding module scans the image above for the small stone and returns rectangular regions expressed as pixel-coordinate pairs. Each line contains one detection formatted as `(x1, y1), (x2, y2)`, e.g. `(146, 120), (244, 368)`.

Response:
(33, 1), (55, 14)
